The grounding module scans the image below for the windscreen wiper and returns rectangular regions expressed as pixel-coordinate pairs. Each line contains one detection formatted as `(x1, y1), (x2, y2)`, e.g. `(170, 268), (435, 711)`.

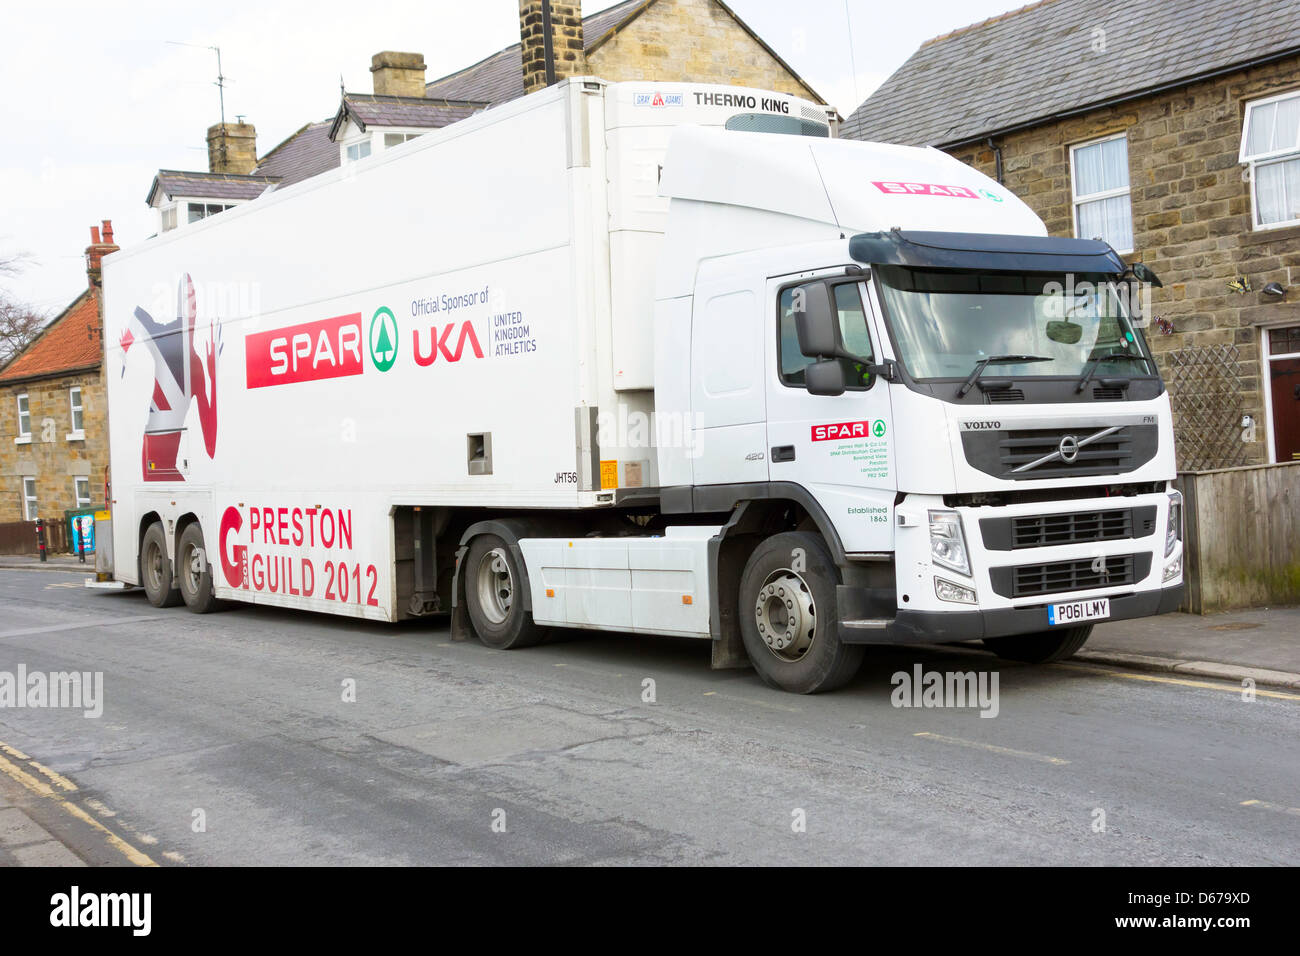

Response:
(1075, 350), (1154, 393)
(958, 354), (1053, 397)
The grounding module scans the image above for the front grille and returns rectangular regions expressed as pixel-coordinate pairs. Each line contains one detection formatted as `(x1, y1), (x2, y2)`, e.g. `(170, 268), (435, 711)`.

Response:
(980, 506), (1158, 550)
(961, 424), (1159, 480)
(989, 553), (1152, 598)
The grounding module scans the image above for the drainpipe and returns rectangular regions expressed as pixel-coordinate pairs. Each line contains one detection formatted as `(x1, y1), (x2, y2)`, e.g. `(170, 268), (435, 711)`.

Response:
(986, 137), (1004, 184)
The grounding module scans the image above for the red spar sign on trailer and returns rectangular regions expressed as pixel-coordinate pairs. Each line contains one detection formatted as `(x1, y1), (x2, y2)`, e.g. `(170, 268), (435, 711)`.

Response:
(245, 313), (364, 388)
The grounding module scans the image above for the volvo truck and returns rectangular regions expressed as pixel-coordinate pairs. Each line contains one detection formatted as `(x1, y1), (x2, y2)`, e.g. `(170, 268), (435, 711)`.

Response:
(95, 78), (1184, 693)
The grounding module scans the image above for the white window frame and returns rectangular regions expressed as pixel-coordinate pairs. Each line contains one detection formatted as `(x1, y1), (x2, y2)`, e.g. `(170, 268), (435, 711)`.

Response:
(1240, 89), (1300, 232)
(67, 386), (84, 440)
(160, 203), (179, 232)
(1070, 132), (1134, 254)
(15, 393), (31, 444)
(1261, 323), (1300, 464)
(22, 477), (38, 520)
(74, 476), (92, 509)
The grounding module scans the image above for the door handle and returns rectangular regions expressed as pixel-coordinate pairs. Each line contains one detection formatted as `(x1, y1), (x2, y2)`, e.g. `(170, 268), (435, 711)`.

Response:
(771, 445), (796, 462)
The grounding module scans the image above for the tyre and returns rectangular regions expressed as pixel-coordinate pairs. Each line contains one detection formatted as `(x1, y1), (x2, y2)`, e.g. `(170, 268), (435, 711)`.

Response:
(738, 531), (864, 694)
(982, 624), (1093, 663)
(176, 523), (219, 613)
(464, 535), (543, 650)
(140, 521), (182, 608)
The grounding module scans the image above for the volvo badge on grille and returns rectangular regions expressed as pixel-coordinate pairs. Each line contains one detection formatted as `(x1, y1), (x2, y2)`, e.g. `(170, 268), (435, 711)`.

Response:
(1058, 435), (1080, 463)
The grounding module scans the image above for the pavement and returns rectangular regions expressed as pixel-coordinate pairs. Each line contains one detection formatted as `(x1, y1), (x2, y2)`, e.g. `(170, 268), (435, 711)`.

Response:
(4, 552), (1296, 688)
(1, 564), (1297, 866)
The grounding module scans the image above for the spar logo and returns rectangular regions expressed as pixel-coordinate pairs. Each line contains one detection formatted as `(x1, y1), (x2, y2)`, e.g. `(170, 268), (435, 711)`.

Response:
(811, 419), (888, 441)
(872, 181), (979, 199)
(246, 313), (363, 388)
(370, 307), (398, 372)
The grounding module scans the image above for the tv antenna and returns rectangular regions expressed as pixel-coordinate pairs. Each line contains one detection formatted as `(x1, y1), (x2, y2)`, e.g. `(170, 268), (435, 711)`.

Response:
(166, 40), (229, 127)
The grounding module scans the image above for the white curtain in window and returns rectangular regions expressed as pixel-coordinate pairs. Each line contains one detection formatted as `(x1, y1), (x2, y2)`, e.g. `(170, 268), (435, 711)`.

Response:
(1077, 195), (1134, 250)
(1075, 137), (1129, 195)
(1256, 157), (1300, 225)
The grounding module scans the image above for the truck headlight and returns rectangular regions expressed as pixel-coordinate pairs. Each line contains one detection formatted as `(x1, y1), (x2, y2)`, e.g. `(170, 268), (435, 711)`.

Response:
(928, 509), (971, 577)
(1165, 491), (1182, 558)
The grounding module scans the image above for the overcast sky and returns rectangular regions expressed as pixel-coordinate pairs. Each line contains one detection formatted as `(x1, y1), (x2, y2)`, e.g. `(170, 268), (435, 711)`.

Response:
(0, 0), (1024, 315)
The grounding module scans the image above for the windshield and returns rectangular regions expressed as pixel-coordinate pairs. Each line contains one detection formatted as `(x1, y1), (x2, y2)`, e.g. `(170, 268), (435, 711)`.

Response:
(876, 266), (1153, 380)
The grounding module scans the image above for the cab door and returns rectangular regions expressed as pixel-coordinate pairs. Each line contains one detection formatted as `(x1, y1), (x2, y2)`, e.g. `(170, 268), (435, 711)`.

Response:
(764, 276), (896, 553)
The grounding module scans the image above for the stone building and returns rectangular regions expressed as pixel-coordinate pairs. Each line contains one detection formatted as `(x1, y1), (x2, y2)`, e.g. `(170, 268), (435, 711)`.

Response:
(145, 0), (825, 226)
(844, 0), (1300, 470)
(0, 223), (118, 524)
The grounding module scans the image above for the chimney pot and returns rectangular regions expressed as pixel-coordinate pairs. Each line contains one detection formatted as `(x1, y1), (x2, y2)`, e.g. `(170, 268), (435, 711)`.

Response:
(90, 226), (101, 244)
(102, 220), (114, 244)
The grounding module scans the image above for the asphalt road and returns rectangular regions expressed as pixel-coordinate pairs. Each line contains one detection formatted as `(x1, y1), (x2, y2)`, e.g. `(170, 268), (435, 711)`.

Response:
(0, 567), (1296, 866)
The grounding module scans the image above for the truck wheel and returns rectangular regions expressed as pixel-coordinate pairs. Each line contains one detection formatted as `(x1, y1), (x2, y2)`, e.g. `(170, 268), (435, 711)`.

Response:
(140, 522), (182, 608)
(177, 523), (219, 614)
(464, 535), (543, 650)
(982, 624), (1093, 663)
(738, 531), (863, 694)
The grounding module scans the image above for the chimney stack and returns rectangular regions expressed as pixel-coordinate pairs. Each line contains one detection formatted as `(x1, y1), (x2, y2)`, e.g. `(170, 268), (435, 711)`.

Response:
(206, 121), (258, 175)
(85, 220), (120, 289)
(519, 0), (586, 96)
(371, 51), (427, 97)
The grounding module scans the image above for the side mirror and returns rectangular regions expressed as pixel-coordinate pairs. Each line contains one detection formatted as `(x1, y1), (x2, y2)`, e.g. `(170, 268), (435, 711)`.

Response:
(1045, 320), (1082, 345)
(806, 359), (846, 396)
(794, 282), (840, 358)
(1131, 262), (1163, 287)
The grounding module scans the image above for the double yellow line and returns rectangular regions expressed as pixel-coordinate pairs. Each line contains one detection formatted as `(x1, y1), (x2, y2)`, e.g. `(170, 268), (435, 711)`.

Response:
(0, 741), (156, 867)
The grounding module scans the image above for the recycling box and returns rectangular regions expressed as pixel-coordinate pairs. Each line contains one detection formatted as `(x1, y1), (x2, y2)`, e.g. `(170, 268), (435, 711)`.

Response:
(66, 509), (98, 555)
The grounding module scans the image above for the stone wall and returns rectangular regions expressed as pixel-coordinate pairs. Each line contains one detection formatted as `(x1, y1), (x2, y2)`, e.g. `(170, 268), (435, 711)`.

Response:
(0, 370), (108, 525)
(589, 0), (821, 102)
(951, 55), (1300, 467)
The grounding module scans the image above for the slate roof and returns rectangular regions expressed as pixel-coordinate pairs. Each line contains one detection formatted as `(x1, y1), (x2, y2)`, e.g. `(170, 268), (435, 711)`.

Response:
(146, 170), (280, 206)
(0, 290), (101, 383)
(843, 0), (1300, 148)
(254, 121), (338, 187)
(425, 0), (652, 105)
(327, 94), (488, 139)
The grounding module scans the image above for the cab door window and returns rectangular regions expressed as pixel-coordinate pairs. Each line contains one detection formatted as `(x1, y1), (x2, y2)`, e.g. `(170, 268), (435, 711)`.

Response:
(778, 281), (875, 388)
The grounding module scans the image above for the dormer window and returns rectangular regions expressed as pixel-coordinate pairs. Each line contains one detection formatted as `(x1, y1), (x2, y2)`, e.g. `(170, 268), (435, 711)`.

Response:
(161, 205), (179, 232)
(188, 202), (234, 224)
(345, 140), (372, 163)
(384, 132), (420, 149)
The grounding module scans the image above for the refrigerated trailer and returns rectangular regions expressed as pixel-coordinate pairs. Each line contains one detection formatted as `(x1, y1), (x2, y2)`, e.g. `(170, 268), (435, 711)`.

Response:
(97, 78), (1184, 693)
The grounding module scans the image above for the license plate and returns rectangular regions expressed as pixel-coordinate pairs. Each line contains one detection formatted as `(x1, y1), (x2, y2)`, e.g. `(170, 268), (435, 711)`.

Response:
(1047, 598), (1110, 626)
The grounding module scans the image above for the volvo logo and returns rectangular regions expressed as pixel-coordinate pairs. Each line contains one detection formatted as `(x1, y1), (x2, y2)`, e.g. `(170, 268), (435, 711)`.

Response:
(1058, 435), (1080, 463)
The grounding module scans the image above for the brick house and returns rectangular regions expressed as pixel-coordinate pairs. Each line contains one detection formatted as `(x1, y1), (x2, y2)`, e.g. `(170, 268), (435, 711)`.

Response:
(844, 0), (1300, 470)
(0, 223), (118, 525)
(145, 0), (826, 226)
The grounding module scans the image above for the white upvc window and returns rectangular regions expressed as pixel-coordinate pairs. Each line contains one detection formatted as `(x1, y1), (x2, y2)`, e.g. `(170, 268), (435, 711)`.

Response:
(22, 477), (38, 520)
(383, 131), (421, 150)
(67, 386), (84, 439)
(1071, 133), (1134, 253)
(161, 204), (179, 232)
(344, 139), (372, 163)
(187, 201), (234, 225)
(1241, 90), (1300, 230)
(15, 393), (31, 443)
(74, 476), (92, 509)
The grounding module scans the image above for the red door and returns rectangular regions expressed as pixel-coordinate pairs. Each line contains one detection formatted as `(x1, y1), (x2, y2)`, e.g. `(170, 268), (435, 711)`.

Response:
(1271, 357), (1300, 461)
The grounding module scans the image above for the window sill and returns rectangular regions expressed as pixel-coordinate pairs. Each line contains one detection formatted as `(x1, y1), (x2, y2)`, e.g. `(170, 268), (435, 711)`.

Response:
(14, 435), (31, 445)
(1241, 222), (1300, 247)
(65, 431), (85, 442)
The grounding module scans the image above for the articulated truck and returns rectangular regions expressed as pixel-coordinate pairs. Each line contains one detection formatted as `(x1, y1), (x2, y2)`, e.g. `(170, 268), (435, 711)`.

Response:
(96, 78), (1184, 693)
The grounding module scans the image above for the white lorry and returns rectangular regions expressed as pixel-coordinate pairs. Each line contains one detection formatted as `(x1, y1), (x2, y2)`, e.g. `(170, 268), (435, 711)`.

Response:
(97, 78), (1184, 693)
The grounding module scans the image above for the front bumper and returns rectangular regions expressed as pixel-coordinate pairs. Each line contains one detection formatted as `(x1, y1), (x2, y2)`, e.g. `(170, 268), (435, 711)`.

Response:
(839, 582), (1185, 644)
